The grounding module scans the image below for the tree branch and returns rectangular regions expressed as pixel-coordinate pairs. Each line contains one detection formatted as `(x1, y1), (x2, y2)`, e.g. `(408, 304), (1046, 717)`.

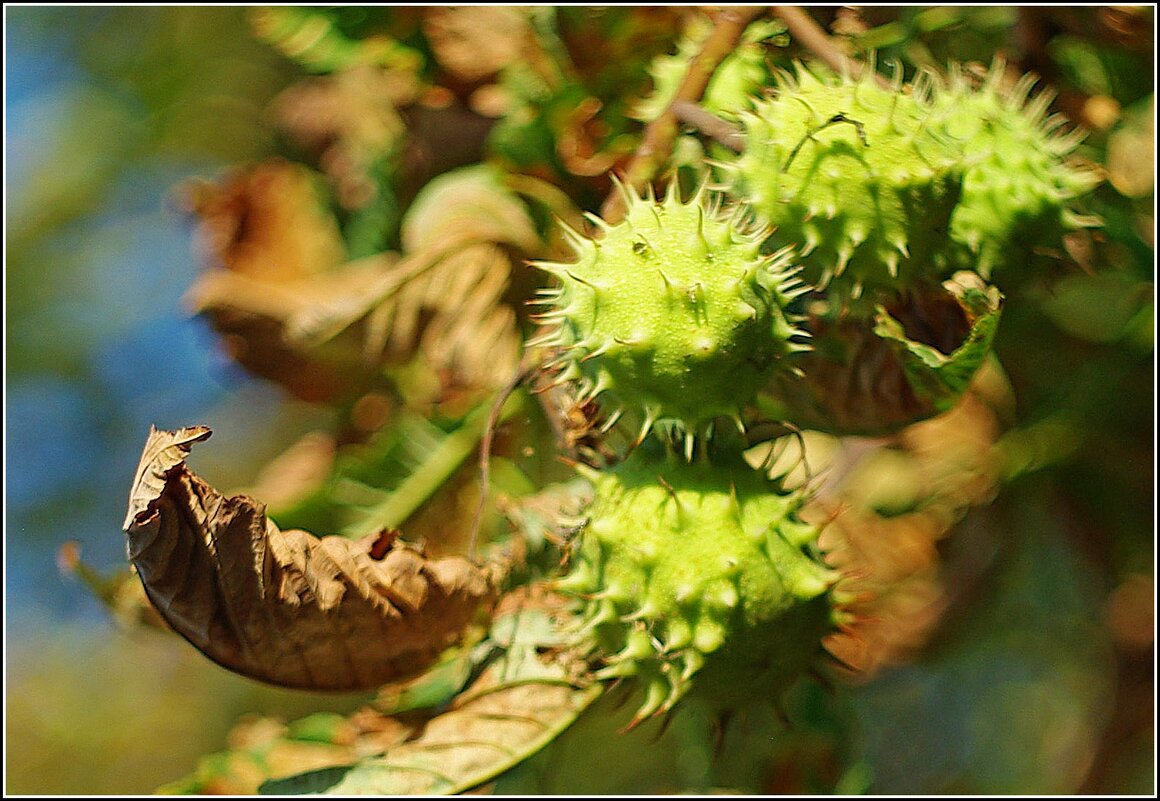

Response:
(671, 100), (744, 152)
(600, 6), (766, 221)
(771, 6), (891, 89)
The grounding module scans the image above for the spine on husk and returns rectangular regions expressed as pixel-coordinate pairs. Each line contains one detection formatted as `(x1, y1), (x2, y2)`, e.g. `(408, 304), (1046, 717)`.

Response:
(724, 58), (1098, 291)
(530, 181), (809, 455)
(555, 441), (844, 722)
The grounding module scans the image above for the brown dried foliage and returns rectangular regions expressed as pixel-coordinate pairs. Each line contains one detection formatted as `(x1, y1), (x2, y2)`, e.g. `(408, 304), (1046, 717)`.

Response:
(805, 362), (1012, 677)
(423, 7), (532, 85)
(184, 158), (542, 406)
(183, 160), (392, 402)
(763, 275), (1001, 435)
(123, 426), (500, 691)
(272, 65), (419, 211)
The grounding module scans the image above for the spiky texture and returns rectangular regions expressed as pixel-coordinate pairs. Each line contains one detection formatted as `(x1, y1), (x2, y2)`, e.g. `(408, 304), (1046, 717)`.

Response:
(556, 444), (837, 723)
(931, 61), (1100, 277)
(727, 61), (967, 293)
(532, 184), (808, 444)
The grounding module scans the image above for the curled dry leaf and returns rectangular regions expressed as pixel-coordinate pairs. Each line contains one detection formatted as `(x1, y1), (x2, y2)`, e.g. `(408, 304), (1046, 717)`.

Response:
(351, 165), (540, 393)
(400, 163), (539, 254)
(783, 362), (1011, 677)
(370, 242), (523, 391)
(186, 159), (546, 402)
(184, 159), (346, 282)
(187, 254), (393, 403)
(184, 159), (395, 402)
(423, 7), (532, 83)
(273, 65), (419, 211)
(760, 273), (1003, 436)
(123, 426), (500, 691)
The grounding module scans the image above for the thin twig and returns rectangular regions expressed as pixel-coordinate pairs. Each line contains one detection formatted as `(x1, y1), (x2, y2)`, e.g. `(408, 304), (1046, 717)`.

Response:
(671, 100), (744, 152)
(771, 6), (891, 89)
(468, 353), (537, 561)
(601, 6), (767, 221)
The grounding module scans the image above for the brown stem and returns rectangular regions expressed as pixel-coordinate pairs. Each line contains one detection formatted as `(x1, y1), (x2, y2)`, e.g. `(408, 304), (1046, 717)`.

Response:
(671, 100), (744, 152)
(600, 6), (767, 221)
(771, 5), (891, 89)
(469, 353), (536, 561)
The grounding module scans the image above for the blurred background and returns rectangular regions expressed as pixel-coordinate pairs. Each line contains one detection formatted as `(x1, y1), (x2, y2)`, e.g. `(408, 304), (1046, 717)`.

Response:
(6, 8), (375, 793)
(4, 6), (1154, 794)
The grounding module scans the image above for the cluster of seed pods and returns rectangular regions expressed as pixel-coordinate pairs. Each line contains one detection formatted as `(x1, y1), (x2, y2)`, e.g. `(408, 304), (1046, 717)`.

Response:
(532, 59), (1097, 724)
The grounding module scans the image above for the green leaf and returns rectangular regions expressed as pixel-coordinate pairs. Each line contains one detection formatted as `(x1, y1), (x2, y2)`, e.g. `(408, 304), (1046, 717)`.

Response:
(1039, 271), (1153, 344)
(258, 766), (356, 795)
(374, 646), (478, 715)
(263, 587), (598, 795)
(263, 682), (602, 795)
(499, 476), (593, 556)
(341, 392), (525, 538)
(286, 713), (352, 744)
(271, 392), (525, 538)
(249, 7), (423, 74)
(266, 681), (603, 797)
(873, 278), (1003, 414)
(634, 15), (784, 122)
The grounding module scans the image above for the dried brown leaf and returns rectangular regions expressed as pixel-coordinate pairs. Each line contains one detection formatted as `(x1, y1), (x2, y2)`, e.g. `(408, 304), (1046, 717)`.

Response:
(348, 166), (540, 393)
(186, 255), (395, 402)
(273, 66), (420, 211)
(399, 166), (539, 255)
(804, 363), (1011, 677)
(185, 160), (544, 402)
(247, 166), (544, 401)
(184, 160), (346, 282)
(367, 243), (523, 392)
(181, 159), (407, 402)
(123, 426), (500, 691)
(423, 7), (532, 83)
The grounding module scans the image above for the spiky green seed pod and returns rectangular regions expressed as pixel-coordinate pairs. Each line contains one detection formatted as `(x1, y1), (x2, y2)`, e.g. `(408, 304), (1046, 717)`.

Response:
(557, 444), (837, 722)
(728, 61), (967, 293)
(531, 183), (808, 444)
(931, 61), (1100, 277)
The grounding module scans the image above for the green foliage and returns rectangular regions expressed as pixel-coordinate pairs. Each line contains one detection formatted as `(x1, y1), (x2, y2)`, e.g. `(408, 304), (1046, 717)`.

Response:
(871, 279), (1003, 412)
(270, 397), (528, 540)
(634, 17), (787, 122)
